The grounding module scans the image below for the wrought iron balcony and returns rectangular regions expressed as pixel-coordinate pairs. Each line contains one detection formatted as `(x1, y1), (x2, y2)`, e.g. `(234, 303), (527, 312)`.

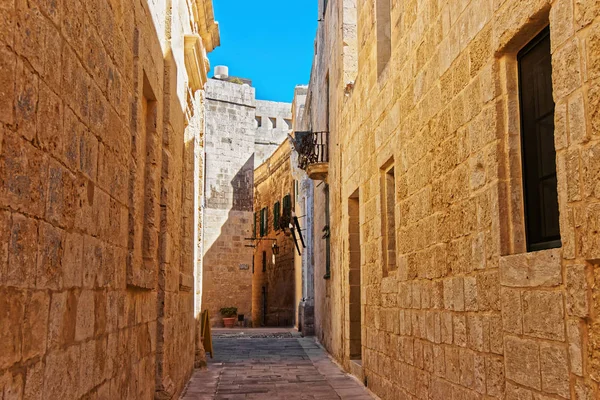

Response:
(292, 131), (329, 180)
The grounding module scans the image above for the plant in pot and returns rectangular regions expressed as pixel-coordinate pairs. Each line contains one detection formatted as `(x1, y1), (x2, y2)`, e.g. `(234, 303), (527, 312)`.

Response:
(220, 307), (238, 328)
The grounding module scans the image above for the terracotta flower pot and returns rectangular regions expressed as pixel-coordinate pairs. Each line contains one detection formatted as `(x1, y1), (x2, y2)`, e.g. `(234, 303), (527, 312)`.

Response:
(222, 317), (236, 328)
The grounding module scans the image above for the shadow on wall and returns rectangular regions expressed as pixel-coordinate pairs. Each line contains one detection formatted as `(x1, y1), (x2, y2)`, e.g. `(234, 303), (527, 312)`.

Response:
(253, 236), (296, 327)
(202, 155), (255, 327)
(251, 194), (296, 327)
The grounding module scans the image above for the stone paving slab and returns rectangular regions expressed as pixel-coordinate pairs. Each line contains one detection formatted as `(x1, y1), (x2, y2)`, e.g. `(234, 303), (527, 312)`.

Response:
(181, 332), (374, 400)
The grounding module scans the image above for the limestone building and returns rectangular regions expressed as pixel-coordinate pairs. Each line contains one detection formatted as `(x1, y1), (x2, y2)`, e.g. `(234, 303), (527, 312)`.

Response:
(253, 140), (297, 327)
(298, 0), (600, 398)
(201, 71), (292, 326)
(0, 0), (218, 399)
(291, 85), (317, 336)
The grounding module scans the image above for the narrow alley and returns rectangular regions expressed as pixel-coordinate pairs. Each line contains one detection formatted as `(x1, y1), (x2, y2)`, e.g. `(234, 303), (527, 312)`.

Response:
(182, 330), (373, 400)
(1, 0), (600, 398)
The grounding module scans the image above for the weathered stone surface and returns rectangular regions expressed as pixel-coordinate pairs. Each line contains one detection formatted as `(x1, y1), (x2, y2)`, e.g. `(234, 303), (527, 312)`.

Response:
(43, 346), (79, 399)
(0, 3), (220, 397)
(0, 288), (25, 369)
(505, 336), (541, 390)
(501, 288), (523, 334)
(36, 221), (65, 290)
(566, 264), (589, 317)
(24, 360), (44, 400)
(522, 291), (565, 341)
(567, 318), (584, 376)
(300, 0), (600, 398)
(0, 135), (48, 217)
(505, 381), (534, 400)
(486, 355), (505, 398)
(500, 250), (562, 288)
(540, 342), (570, 398)
(7, 213), (38, 288)
(0, 44), (16, 126)
(22, 290), (49, 361)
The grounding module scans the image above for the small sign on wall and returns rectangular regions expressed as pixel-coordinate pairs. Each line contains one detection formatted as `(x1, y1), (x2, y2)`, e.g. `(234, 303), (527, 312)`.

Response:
(239, 264), (249, 270)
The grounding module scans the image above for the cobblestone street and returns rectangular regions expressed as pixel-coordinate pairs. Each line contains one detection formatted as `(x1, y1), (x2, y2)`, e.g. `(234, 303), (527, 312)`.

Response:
(181, 330), (374, 400)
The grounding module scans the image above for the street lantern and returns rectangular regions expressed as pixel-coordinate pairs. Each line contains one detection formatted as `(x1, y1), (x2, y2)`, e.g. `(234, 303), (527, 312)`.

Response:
(271, 242), (280, 255)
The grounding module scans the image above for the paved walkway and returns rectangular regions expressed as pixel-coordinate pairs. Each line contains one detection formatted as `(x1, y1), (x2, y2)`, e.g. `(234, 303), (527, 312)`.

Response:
(181, 329), (374, 400)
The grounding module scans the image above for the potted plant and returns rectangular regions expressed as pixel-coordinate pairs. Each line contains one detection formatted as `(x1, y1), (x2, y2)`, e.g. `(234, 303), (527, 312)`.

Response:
(220, 307), (238, 328)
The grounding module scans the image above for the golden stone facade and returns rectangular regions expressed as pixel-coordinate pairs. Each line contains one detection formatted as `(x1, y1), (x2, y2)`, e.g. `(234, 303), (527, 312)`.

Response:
(253, 140), (297, 327)
(303, 0), (600, 398)
(0, 0), (218, 398)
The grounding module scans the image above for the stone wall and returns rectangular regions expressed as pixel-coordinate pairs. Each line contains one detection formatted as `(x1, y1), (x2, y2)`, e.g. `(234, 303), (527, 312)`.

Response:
(290, 85), (316, 336)
(255, 100), (293, 167)
(202, 79), (255, 327)
(306, 0), (600, 398)
(0, 0), (218, 398)
(202, 78), (292, 327)
(253, 141), (297, 327)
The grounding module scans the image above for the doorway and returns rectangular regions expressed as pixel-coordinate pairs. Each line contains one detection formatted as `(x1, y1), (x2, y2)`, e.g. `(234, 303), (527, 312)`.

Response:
(348, 190), (362, 360)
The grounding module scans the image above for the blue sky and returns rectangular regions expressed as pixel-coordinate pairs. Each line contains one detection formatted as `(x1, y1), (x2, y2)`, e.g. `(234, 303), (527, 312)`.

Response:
(209, 1), (318, 103)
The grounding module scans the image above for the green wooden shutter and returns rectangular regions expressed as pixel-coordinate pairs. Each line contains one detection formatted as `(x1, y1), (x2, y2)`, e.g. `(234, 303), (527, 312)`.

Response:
(283, 194), (291, 218)
(253, 212), (257, 238)
(274, 202), (280, 230)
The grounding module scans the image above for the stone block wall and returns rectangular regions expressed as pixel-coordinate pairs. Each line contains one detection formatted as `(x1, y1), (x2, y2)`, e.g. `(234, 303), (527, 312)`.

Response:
(202, 79), (256, 326)
(202, 78), (293, 327)
(0, 0), (217, 398)
(290, 85), (316, 336)
(306, 0), (600, 398)
(255, 100), (293, 167)
(253, 141), (296, 327)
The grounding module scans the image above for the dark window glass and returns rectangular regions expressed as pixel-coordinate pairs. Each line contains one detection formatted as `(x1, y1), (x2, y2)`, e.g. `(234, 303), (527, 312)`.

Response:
(262, 251), (267, 272)
(283, 194), (292, 219)
(518, 27), (561, 251)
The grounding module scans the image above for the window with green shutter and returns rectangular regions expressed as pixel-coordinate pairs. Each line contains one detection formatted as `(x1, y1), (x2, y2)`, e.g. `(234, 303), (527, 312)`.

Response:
(260, 208), (266, 237)
(266, 206), (270, 234)
(283, 194), (292, 218)
(253, 212), (257, 238)
(274, 201), (281, 230)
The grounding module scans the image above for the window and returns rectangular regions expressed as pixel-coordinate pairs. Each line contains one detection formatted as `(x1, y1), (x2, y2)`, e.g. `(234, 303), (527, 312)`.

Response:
(269, 117), (277, 129)
(283, 194), (292, 220)
(518, 27), (561, 251)
(274, 201), (281, 230)
(381, 162), (396, 276)
(376, 0), (391, 75)
(262, 251), (267, 272)
(348, 190), (362, 359)
(253, 212), (257, 238)
(323, 0), (329, 17)
(256, 116), (262, 127)
(260, 207), (268, 237)
(128, 73), (159, 289)
(284, 119), (292, 129)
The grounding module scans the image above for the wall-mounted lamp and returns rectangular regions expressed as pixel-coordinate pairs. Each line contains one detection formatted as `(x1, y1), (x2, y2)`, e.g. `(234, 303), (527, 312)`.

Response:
(271, 242), (280, 255)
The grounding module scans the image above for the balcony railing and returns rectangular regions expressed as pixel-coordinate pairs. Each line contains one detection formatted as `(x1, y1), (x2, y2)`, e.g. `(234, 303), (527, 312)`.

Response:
(293, 131), (329, 173)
